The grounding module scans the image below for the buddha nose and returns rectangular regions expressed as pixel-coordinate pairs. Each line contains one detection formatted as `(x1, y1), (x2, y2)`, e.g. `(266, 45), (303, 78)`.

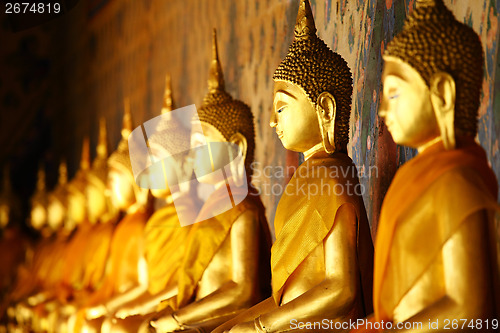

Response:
(269, 110), (277, 128)
(378, 98), (388, 119)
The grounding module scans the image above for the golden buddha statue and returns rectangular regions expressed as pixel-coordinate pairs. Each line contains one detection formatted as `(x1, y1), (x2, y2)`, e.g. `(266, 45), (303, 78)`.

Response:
(26, 159), (72, 332)
(214, 1), (373, 332)
(74, 100), (152, 332)
(39, 159), (72, 291)
(30, 164), (49, 233)
(148, 30), (272, 333)
(354, 0), (499, 331)
(55, 122), (115, 314)
(65, 137), (90, 232)
(102, 76), (203, 332)
(30, 143), (90, 328)
(78, 117), (116, 292)
(55, 120), (117, 331)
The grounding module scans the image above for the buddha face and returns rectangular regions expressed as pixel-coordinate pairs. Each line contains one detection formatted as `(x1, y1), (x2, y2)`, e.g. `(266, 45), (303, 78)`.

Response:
(271, 80), (322, 152)
(380, 56), (440, 148)
(191, 121), (239, 185)
(108, 167), (136, 210)
(67, 190), (85, 225)
(86, 181), (106, 223)
(0, 203), (9, 228)
(30, 203), (46, 230)
(47, 197), (65, 231)
(147, 146), (177, 199)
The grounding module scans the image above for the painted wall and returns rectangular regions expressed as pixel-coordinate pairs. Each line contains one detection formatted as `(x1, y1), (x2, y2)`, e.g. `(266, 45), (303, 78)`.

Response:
(2, 0), (497, 241)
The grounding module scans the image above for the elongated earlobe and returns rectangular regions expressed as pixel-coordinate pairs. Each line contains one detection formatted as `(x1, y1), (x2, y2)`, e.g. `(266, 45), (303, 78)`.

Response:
(229, 132), (247, 187)
(430, 72), (456, 150)
(316, 92), (337, 154)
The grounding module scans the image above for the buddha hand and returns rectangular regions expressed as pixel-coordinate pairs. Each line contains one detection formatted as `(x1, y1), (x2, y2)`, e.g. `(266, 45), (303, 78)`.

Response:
(85, 304), (108, 320)
(115, 305), (141, 319)
(228, 321), (259, 333)
(150, 313), (182, 332)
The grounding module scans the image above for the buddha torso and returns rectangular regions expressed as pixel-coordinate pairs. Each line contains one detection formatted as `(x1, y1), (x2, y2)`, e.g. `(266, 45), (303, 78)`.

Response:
(177, 191), (271, 309)
(272, 152), (372, 320)
(112, 211), (148, 294)
(196, 226), (234, 299)
(80, 221), (115, 292)
(144, 198), (197, 295)
(387, 167), (498, 322)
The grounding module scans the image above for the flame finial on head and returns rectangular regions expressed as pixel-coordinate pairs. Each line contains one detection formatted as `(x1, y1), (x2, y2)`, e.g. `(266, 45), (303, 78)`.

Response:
(80, 136), (90, 171)
(294, 0), (317, 39)
(58, 159), (68, 186)
(122, 97), (133, 138)
(162, 75), (173, 114)
(208, 29), (225, 93)
(36, 163), (46, 191)
(108, 97), (134, 175)
(97, 118), (108, 159)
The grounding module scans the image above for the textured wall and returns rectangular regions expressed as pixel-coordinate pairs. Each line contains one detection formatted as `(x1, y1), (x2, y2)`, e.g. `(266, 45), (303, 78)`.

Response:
(20, 0), (500, 240)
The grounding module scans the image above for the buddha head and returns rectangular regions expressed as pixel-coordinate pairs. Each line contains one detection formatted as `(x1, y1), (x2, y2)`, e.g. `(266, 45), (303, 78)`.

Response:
(148, 75), (192, 199)
(108, 99), (142, 211)
(48, 160), (70, 232)
(86, 118), (114, 223)
(30, 164), (48, 231)
(192, 29), (255, 186)
(272, 0), (353, 155)
(380, 0), (483, 150)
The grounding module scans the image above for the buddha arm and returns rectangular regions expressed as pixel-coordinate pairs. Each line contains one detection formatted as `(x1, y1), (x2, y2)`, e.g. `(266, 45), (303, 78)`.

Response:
(263, 203), (359, 332)
(229, 203), (359, 333)
(115, 284), (178, 318)
(103, 255), (149, 313)
(27, 290), (56, 306)
(390, 210), (495, 333)
(174, 209), (260, 325)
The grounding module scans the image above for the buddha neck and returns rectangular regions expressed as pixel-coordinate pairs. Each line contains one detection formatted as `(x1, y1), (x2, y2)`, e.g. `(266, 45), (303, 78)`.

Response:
(125, 201), (142, 215)
(304, 143), (330, 161)
(417, 137), (443, 154)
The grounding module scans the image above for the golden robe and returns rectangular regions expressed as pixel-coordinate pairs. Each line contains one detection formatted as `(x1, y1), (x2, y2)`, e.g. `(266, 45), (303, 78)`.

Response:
(79, 221), (115, 293)
(9, 236), (52, 302)
(144, 199), (195, 295)
(354, 138), (499, 332)
(271, 152), (373, 311)
(38, 231), (73, 293)
(55, 221), (93, 302)
(73, 210), (149, 331)
(169, 185), (271, 311)
(84, 209), (149, 306)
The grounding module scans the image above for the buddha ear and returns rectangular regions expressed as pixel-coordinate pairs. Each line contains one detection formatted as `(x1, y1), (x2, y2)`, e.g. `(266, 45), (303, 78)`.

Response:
(430, 72), (456, 150)
(229, 132), (247, 186)
(316, 91), (337, 154)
